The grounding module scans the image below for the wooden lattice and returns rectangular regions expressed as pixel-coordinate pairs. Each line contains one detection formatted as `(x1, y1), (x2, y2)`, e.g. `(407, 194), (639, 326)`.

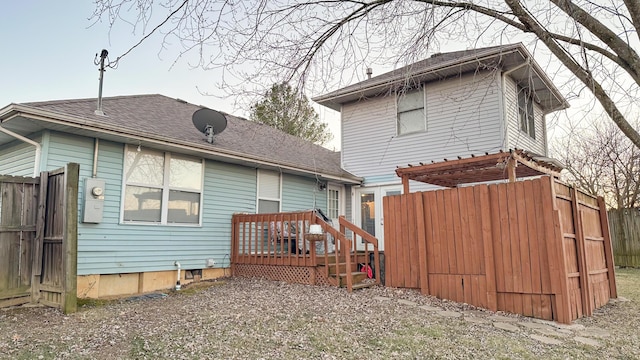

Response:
(234, 264), (310, 284)
(234, 264), (333, 287)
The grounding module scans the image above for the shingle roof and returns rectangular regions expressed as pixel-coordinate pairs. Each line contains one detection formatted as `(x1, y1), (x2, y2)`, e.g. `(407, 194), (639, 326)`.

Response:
(313, 43), (568, 113)
(317, 44), (510, 99)
(19, 94), (359, 182)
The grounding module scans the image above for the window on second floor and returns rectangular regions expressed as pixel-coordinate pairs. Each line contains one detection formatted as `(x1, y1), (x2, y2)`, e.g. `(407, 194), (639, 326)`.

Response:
(397, 86), (426, 135)
(517, 86), (535, 139)
(257, 169), (281, 213)
(122, 146), (203, 225)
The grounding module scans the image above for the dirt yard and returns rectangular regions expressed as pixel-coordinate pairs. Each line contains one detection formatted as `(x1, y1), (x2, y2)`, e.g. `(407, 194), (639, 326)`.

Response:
(1, 268), (638, 359)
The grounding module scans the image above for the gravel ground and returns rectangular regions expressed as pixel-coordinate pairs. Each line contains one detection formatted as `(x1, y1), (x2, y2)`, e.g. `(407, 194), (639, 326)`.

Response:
(1, 268), (639, 360)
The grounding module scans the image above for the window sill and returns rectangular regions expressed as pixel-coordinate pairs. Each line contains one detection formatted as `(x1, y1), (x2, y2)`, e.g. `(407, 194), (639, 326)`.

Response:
(518, 130), (536, 140)
(119, 221), (202, 227)
(396, 130), (427, 137)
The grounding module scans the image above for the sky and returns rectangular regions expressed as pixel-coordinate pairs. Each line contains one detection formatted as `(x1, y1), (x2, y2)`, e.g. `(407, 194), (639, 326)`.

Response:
(0, 1), (344, 149)
(1, 2), (630, 155)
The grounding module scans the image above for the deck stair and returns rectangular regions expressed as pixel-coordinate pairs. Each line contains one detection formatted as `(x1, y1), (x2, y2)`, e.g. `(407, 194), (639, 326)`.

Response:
(316, 251), (376, 290)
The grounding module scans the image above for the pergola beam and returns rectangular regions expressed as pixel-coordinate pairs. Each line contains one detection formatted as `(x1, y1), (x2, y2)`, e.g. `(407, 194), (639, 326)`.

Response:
(396, 149), (563, 190)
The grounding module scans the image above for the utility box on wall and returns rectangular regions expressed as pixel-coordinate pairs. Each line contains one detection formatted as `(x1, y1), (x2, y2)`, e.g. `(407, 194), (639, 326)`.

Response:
(83, 178), (105, 223)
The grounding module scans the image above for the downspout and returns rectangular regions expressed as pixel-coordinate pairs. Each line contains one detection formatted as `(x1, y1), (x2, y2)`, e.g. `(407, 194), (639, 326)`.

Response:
(0, 126), (41, 177)
(174, 261), (181, 291)
(501, 58), (531, 150)
(92, 138), (99, 177)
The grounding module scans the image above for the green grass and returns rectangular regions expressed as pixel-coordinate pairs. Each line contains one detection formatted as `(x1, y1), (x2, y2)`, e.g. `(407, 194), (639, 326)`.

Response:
(615, 267), (640, 301)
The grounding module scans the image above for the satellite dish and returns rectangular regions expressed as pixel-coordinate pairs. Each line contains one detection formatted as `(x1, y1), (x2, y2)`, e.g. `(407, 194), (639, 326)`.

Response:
(192, 108), (227, 143)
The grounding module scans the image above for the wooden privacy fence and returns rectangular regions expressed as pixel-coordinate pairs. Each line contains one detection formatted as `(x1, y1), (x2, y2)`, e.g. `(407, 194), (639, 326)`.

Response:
(0, 164), (79, 312)
(384, 176), (616, 324)
(608, 208), (640, 267)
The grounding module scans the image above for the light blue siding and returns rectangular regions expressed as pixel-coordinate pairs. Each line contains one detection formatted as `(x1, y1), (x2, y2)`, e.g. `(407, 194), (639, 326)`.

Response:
(45, 132), (95, 174)
(282, 173), (327, 212)
(0, 137), (39, 176)
(44, 133), (258, 275)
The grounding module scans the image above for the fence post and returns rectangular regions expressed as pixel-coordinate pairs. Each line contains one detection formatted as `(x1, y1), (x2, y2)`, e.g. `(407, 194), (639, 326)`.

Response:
(31, 171), (49, 303)
(63, 163), (79, 314)
(570, 187), (592, 316)
(598, 197), (617, 299)
(415, 192), (429, 295)
(542, 177), (571, 323)
(480, 185), (498, 312)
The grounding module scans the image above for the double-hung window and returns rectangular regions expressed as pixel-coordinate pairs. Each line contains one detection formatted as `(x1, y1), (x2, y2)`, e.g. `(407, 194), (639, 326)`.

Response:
(517, 85), (535, 139)
(397, 86), (426, 135)
(122, 146), (203, 224)
(257, 169), (281, 213)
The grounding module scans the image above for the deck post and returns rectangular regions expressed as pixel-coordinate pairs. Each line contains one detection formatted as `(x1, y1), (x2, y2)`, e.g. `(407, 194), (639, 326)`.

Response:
(507, 156), (517, 183)
(402, 174), (410, 194)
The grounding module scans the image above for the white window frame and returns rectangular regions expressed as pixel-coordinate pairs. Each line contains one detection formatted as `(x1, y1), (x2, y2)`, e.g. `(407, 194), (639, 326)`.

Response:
(396, 85), (427, 135)
(256, 169), (282, 213)
(517, 85), (536, 139)
(120, 145), (204, 226)
(327, 184), (345, 221)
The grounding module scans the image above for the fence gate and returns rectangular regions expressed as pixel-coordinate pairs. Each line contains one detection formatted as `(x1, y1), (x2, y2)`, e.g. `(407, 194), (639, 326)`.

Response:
(0, 163), (79, 313)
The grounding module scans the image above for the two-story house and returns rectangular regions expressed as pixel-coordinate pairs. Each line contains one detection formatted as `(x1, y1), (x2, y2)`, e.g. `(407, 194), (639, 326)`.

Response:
(313, 43), (568, 251)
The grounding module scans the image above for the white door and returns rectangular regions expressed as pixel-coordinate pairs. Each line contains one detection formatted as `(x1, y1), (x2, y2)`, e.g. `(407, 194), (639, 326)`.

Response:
(354, 186), (402, 251)
(327, 184), (345, 226)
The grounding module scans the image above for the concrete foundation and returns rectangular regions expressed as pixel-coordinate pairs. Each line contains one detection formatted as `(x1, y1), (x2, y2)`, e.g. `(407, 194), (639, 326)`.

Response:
(77, 268), (228, 299)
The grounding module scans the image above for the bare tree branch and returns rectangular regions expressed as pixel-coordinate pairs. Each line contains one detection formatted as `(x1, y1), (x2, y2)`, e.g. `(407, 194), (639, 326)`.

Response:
(91, 0), (640, 150)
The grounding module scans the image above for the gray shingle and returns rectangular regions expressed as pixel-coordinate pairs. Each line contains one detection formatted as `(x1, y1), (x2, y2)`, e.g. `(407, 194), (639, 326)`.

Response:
(22, 94), (358, 181)
(314, 44), (519, 101)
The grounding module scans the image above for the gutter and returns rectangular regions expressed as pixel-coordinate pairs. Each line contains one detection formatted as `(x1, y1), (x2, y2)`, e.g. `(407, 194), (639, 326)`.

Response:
(0, 125), (41, 177)
(0, 105), (362, 185)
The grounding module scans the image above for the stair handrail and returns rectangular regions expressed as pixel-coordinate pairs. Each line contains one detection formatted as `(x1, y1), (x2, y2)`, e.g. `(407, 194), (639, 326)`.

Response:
(338, 216), (381, 285)
(311, 214), (354, 292)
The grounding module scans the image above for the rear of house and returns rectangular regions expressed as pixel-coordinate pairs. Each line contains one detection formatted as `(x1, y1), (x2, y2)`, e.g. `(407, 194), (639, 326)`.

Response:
(0, 95), (360, 298)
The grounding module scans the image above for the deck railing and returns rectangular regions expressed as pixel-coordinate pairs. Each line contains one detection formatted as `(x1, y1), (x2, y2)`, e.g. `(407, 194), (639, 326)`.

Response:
(231, 210), (380, 292)
(339, 216), (381, 285)
(231, 211), (316, 267)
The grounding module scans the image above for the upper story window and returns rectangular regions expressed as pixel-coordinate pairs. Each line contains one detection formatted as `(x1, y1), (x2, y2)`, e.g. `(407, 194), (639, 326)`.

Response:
(122, 146), (203, 225)
(397, 86), (426, 135)
(517, 85), (536, 139)
(257, 169), (281, 213)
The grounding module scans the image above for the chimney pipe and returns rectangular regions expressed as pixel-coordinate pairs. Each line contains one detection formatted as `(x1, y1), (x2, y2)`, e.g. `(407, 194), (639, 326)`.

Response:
(366, 67), (373, 79)
(95, 49), (108, 116)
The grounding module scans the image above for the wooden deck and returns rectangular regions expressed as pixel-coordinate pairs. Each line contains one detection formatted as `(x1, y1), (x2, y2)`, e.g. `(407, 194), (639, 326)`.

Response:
(231, 211), (380, 292)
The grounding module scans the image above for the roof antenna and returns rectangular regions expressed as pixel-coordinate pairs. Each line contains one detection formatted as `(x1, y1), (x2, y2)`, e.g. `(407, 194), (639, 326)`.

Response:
(94, 49), (108, 116)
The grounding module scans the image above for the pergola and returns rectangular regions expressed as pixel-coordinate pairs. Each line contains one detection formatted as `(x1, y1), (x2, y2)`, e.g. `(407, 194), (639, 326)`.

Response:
(395, 149), (564, 193)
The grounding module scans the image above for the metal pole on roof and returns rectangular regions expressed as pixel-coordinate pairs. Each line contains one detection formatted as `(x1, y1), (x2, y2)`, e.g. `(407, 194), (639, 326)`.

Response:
(94, 49), (108, 116)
